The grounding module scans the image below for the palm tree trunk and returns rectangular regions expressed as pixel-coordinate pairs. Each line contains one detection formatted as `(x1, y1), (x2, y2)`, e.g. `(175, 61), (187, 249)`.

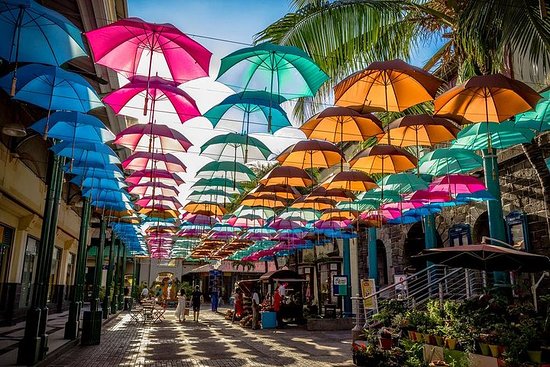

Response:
(522, 140), (550, 244)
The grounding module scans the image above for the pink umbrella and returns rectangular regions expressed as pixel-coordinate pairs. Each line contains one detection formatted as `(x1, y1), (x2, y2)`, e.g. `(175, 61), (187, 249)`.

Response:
(361, 209), (401, 220)
(85, 17), (211, 84)
(403, 190), (452, 203)
(136, 196), (182, 210)
(181, 213), (219, 226)
(126, 169), (184, 186)
(103, 76), (200, 123)
(269, 218), (305, 230)
(128, 182), (179, 196)
(313, 219), (351, 230)
(140, 203), (179, 212)
(381, 201), (423, 212)
(227, 216), (265, 228)
(114, 124), (192, 152)
(123, 152), (186, 172)
(176, 228), (205, 238)
(428, 174), (486, 195)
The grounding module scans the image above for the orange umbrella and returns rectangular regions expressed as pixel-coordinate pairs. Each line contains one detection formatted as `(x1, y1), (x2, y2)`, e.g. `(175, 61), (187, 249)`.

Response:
(350, 144), (418, 174)
(249, 184), (300, 200)
(276, 139), (343, 170)
(183, 202), (226, 216)
(241, 194), (287, 208)
(320, 209), (359, 221)
(334, 59), (442, 113)
(379, 114), (460, 147)
(291, 197), (335, 211)
(321, 170), (378, 191)
(300, 106), (383, 142)
(259, 166), (313, 187)
(307, 187), (356, 202)
(434, 73), (541, 124)
(138, 208), (179, 219)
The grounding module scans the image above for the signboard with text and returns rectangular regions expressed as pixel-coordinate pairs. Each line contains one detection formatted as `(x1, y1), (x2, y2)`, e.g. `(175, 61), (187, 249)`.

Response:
(360, 279), (378, 311)
(332, 275), (348, 296)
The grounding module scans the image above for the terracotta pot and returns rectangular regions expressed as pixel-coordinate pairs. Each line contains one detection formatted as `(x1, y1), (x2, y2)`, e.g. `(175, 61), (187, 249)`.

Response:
(445, 337), (457, 350)
(478, 342), (490, 356)
(380, 336), (393, 350)
(527, 350), (542, 364)
(488, 344), (500, 358)
(435, 335), (444, 347)
(408, 330), (416, 341)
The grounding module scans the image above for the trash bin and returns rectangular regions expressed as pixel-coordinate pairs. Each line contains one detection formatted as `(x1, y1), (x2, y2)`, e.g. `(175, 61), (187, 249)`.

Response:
(261, 311), (277, 329)
(324, 304), (336, 319)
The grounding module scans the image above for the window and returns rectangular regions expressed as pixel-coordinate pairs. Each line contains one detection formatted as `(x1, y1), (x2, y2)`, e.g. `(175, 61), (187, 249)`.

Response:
(20, 236), (38, 308)
(47, 247), (62, 303)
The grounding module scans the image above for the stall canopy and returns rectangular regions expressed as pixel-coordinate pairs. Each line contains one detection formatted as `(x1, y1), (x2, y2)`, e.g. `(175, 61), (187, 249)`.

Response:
(259, 269), (306, 282)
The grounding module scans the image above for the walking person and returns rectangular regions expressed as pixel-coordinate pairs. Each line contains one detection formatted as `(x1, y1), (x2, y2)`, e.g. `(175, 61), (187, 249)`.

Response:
(175, 289), (187, 322)
(191, 285), (202, 322)
(211, 281), (219, 312)
(251, 287), (260, 330)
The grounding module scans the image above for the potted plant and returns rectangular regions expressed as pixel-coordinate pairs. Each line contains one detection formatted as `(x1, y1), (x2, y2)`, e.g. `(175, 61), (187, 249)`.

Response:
(353, 328), (385, 366)
(478, 331), (492, 356)
(379, 327), (400, 350)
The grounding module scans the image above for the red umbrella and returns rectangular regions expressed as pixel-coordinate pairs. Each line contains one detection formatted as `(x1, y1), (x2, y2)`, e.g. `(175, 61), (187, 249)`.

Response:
(269, 218), (305, 230)
(126, 169), (184, 186)
(114, 123), (192, 152)
(122, 152), (186, 172)
(403, 190), (452, 203)
(127, 182), (179, 196)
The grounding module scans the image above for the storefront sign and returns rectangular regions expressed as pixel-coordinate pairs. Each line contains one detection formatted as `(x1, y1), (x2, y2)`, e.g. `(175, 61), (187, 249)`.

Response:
(361, 279), (377, 310)
(332, 275), (348, 296)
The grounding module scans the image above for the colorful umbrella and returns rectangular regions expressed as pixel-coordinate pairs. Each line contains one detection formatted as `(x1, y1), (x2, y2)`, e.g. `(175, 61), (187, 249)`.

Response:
(241, 194), (287, 208)
(217, 42), (328, 100)
(232, 206), (276, 220)
(428, 174), (486, 195)
(451, 121), (535, 150)
(200, 132), (271, 162)
(85, 17), (211, 83)
(276, 139), (343, 170)
(122, 152), (186, 172)
(321, 170), (377, 191)
(417, 148), (483, 176)
(308, 187), (356, 202)
(300, 106), (383, 142)
(187, 189), (234, 203)
(127, 182), (179, 197)
(196, 161), (255, 181)
(249, 184), (300, 201)
(515, 90), (550, 132)
(183, 202), (226, 216)
(278, 208), (320, 222)
(30, 111), (114, 143)
(136, 196), (182, 210)
(51, 141), (120, 168)
(291, 197), (335, 211)
(269, 218), (305, 230)
(377, 173), (429, 194)
(259, 166), (313, 187)
(191, 178), (243, 194)
(334, 59), (442, 113)
(126, 169), (184, 186)
(350, 145), (417, 174)
(103, 76), (200, 123)
(114, 123), (192, 152)
(403, 190), (452, 203)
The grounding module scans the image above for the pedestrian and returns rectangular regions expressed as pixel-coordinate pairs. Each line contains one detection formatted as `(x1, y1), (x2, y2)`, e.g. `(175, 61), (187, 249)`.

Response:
(175, 288), (187, 322)
(140, 285), (149, 301)
(232, 287), (243, 322)
(211, 281), (219, 312)
(273, 287), (283, 328)
(192, 285), (202, 322)
(251, 287), (260, 330)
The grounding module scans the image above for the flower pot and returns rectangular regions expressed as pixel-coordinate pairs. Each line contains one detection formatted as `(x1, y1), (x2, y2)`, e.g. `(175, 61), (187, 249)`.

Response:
(445, 337), (457, 350)
(423, 333), (432, 344)
(408, 330), (416, 340)
(435, 335), (444, 347)
(478, 342), (490, 356)
(488, 344), (500, 358)
(496, 359), (506, 367)
(527, 350), (542, 364)
(411, 331), (421, 341)
(380, 336), (393, 350)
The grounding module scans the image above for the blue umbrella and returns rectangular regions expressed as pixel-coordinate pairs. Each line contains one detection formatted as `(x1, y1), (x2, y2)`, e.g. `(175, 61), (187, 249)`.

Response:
(51, 141), (120, 168)
(387, 215), (422, 224)
(79, 177), (127, 191)
(91, 200), (133, 211)
(456, 190), (496, 202)
(65, 164), (124, 180)
(30, 111), (115, 143)
(83, 188), (131, 202)
(0, 1), (87, 81)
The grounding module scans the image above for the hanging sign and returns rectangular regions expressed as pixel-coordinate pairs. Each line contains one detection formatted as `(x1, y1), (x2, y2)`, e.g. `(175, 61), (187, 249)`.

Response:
(332, 275), (348, 296)
(361, 278), (378, 310)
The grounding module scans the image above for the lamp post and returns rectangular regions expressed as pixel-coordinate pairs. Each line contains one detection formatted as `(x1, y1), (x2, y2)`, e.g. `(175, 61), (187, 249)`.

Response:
(103, 235), (115, 319)
(111, 237), (120, 314)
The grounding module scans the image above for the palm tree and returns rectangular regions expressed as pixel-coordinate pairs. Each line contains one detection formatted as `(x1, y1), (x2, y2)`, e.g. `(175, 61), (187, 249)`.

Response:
(258, 0), (550, 237)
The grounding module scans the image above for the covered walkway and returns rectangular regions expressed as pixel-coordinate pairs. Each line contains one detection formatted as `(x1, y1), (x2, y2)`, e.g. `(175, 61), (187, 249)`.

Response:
(45, 306), (353, 367)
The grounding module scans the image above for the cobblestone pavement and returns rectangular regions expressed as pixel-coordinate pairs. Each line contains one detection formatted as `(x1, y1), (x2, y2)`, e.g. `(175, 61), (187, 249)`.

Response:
(46, 307), (354, 367)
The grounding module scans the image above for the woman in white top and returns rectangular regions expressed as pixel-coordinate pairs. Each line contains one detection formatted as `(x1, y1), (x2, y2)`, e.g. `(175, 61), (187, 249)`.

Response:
(175, 289), (187, 322)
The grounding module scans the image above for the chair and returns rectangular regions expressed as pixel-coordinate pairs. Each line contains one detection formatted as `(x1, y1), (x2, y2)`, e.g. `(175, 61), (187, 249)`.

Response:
(152, 304), (167, 323)
(129, 306), (143, 323)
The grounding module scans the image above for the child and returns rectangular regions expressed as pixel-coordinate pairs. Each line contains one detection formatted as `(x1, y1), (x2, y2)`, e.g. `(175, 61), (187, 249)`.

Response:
(175, 289), (187, 322)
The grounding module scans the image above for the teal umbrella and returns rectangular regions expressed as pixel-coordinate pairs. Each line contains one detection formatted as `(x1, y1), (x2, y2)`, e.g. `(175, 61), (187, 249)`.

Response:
(377, 173), (429, 194)
(232, 206), (277, 219)
(205, 91), (290, 133)
(418, 148), (483, 175)
(451, 121), (535, 150)
(200, 132), (271, 162)
(515, 90), (550, 132)
(196, 161), (255, 181)
(217, 42), (328, 101)
(187, 189), (235, 204)
(278, 208), (321, 222)
(191, 177), (243, 194)
(336, 200), (378, 212)
(356, 189), (401, 204)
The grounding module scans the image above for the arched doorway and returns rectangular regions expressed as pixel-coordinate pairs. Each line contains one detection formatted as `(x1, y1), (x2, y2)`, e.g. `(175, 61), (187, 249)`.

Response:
(376, 240), (388, 286)
(473, 212), (490, 244)
(403, 221), (442, 272)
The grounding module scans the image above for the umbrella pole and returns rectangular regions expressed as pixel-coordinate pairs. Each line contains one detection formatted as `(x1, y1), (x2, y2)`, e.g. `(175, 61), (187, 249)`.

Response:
(268, 52), (275, 132)
(10, 7), (24, 97)
(144, 41), (156, 115)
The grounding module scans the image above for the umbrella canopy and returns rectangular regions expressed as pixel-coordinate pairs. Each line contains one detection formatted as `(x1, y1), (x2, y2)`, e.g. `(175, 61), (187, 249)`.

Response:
(187, 189), (234, 203)
(414, 244), (550, 272)
(278, 208), (321, 222)
(418, 148), (483, 175)
(126, 169), (184, 186)
(232, 206), (277, 220)
(515, 90), (550, 132)
(259, 166), (313, 187)
(291, 197), (335, 211)
(114, 123), (192, 152)
(85, 17), (211, 83)
(51, 141), (120, 167)
(269, 218), (305, 230)
(300, 106), (383, 142)
(30, 111), (114, 143)
(139, 208), (179, 220)
(321, 170), (378, 191)
(66, 164), (123, 180)
(196, 161), (255, 181)
(451, 121), (535, 150)
(308, 187), (355, 202)
(241, 194), (287, 208)
(227, 215), (265, 228)
(128, 182), (179, 197)
(350, 144), (417, 174)
(276, 139), (343, 169)
(136, 196), (182, 210)
(428, 174), (486, 195)
(79, 177), (126, 191)
(181, 213), (219, 226)
(205, 91), (290, 133)
(377, 173), (429, 194)
(379, 114), (460, 147)
(334, 59), (442, 112)
(404, 190), (452, 203)
(103, 76), (200, 123)
(217, 42), (328, 100)
(191, 178), (243, 194)
(122, 152), (186, 172)
(0, 1), (87, 66)
(434, 73), (541, 123)
(249, 184), (300, 200)
(200, 133), (271, 162)
(184, 202), (226, 216)
(357, 189), (402, 204)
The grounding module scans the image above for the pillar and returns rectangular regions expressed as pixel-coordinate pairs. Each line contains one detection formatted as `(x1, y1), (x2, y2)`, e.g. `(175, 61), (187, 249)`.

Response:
(102, 236), (115, 319)
(64, 197), (91, 339)
(111, 238), (120, 314)
(342, 238), (352, 316)
(367, 227), (378, 283)
(118, 242), (126, 310)
(17, 154), (63, 365)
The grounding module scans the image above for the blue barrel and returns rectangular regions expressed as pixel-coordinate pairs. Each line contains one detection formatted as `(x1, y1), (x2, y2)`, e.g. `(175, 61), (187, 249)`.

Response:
(260, 311), (277, 329)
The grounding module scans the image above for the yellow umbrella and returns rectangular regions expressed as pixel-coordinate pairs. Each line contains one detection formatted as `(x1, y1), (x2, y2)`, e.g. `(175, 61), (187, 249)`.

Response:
(249, 184), (300, 200)
(138, 208), (179, 219)
(321, 170), (378, 191)
(307, 187), (355, 202)
(334, 59), (442, 113)
(300, 106), (383, 142)
(320, 209), (358, 221)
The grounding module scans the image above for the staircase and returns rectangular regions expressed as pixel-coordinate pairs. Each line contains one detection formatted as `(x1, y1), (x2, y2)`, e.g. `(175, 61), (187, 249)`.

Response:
(352, 264), (488, 330)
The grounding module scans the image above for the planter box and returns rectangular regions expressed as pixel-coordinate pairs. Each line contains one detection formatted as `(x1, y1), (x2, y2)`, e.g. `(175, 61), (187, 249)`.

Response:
(306, 317), (354, 331)
(423, 344), (500, 367)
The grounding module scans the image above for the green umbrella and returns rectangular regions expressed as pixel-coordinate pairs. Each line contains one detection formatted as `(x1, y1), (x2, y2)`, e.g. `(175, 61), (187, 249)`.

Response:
(377, 173), (429, 194)
(217, 42), (329, 101)
(356, 189), (401, 204)
(187, 189), (235, 203)
(200, 132), (272, 162)
(204, 91), (290, 133)
(232, 205), (276, 219)
(336, 200), (378, 212)
(451, 121), (535, 150)
(196, 161), (256, 181)
(515, 90), (550, 132)
(278, 207), (321, 222)
(191, 178), (243, 194)
(418, 148), (483, 176)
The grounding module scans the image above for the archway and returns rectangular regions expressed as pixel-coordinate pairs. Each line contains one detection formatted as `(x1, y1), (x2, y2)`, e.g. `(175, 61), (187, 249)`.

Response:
(376, 240), (388, 286)
(473, 212), (490, 244)
(403, 221), (442, 272)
